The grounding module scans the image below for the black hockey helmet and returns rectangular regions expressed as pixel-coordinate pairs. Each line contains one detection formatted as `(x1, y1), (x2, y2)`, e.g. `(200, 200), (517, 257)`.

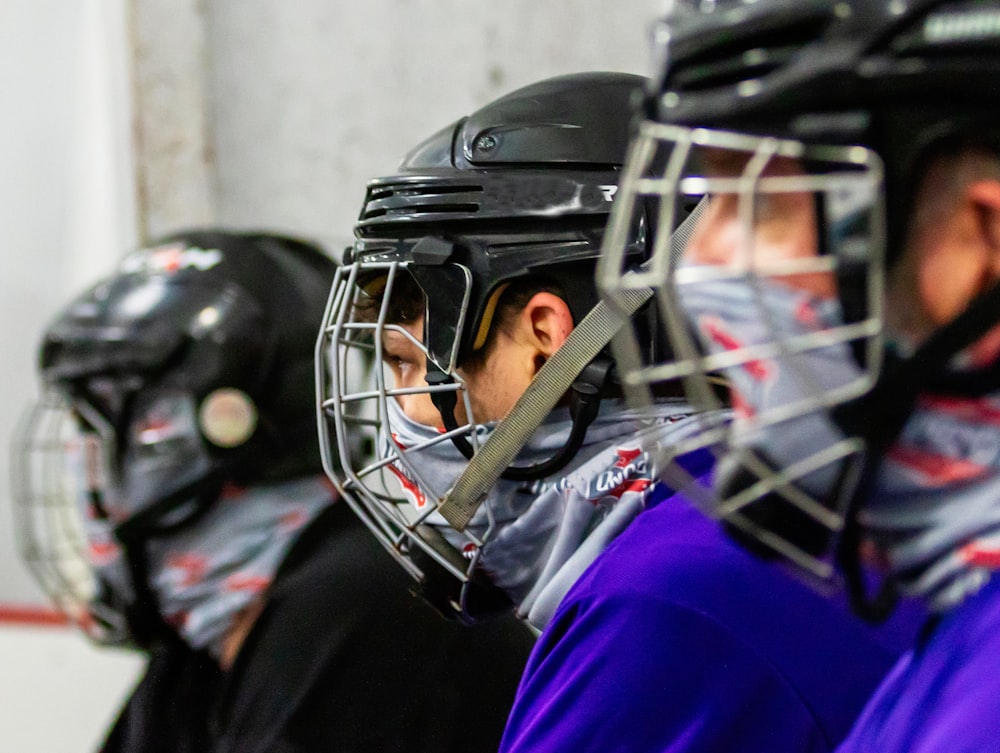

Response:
(351, 71), (651, 374)
(318, 72), (660, 622)
(39, 230), (333, 480)
(596, 0), (1000, 620)
(13, 229), (336, 643)
(651, 0), (1000, 267)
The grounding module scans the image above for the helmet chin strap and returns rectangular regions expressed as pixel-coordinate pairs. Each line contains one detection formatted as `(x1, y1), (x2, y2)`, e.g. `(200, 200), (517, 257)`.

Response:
(435, 278), (655, 531)
(425, 359), (611, 482)
(435, 201), (705, 531)
(831, 277), (1000, 622)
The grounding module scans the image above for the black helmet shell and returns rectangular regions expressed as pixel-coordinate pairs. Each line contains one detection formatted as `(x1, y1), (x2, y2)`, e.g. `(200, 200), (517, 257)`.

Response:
(40, 230), (336, 482)
(352, 72), (650, 369)
(650, 0), (1000, 263)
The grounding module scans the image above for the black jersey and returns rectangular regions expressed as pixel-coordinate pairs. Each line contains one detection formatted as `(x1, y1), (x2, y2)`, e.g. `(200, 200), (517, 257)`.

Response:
(100, 500), (535, 753)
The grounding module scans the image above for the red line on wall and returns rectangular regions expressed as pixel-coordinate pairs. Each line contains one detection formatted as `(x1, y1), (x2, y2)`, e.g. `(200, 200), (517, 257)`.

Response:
(0, 604), (69, 627)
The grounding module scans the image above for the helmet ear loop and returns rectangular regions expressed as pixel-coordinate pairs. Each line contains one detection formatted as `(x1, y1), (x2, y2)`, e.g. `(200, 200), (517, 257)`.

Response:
(426, 369), (477, 460)
(816, 163), (927, 619)
(501, 357), (613, 482)
(68, 385), (137, 522)
(405, 524), (514, 624)
(110, 527), (169, 649)
(829, 353), (920, 625)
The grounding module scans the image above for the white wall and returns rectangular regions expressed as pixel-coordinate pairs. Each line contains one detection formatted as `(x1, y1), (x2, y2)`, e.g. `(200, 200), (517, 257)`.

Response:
(1, 0), (137, 605)
(0, 2), (144, 750)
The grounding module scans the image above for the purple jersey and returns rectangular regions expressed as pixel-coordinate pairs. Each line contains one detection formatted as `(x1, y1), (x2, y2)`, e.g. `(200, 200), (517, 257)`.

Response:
(501, 465), (920, 753)
(836, 574), (1000, 753)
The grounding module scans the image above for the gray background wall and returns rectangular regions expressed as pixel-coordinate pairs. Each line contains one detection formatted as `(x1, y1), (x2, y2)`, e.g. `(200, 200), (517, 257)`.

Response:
(142, 0), (666, 247)
(2, 0), (135, 606)
(2, 0), (665, 605)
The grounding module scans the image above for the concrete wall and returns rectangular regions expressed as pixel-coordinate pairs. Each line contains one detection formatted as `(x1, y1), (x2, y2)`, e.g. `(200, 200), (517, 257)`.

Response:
(147, 0), (666, 250)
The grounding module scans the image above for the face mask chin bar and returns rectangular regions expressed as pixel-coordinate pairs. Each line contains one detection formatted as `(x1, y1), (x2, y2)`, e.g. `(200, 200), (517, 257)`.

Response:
(425, 357), (613, 482)
(405, 525), (514, 624)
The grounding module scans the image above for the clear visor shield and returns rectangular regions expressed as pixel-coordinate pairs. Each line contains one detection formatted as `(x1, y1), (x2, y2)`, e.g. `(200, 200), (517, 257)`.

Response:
(10, 390), (130, 642)
(317, 261), (496, 608)
(597, 122), (887, 582)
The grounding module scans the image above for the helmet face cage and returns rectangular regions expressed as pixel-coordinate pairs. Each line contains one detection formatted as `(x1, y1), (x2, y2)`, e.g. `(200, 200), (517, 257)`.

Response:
(317, 260), (496, 609)
(597, 121), (887, 581)
(12, 383), (217, 643)
(11, 390), (130, 643)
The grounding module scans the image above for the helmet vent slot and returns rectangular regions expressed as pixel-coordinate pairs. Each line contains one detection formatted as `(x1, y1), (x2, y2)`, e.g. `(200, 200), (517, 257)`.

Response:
(893, 4), (1000, 53)
(361, 182), (485, 222)
(669, 18), (829, 92)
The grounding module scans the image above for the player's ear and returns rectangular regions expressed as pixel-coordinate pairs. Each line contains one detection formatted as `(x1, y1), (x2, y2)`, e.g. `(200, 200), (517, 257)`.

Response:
(968, 180), (1000, 276)
(516, 292), (574, 368)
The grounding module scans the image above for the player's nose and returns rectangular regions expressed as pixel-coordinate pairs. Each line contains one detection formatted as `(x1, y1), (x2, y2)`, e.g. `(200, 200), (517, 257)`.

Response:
(683, 197), (737, 267)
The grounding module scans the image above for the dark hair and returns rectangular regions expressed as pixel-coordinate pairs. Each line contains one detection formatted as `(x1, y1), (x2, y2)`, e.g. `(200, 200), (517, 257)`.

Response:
(352, 270), (426, 326)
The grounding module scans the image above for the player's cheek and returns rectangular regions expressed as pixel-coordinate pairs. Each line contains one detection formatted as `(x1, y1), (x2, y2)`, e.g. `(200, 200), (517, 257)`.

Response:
(683, 199), (742, 267)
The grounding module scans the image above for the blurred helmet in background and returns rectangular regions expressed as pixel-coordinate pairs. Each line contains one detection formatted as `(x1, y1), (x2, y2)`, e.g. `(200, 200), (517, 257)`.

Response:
(12, 229), (336, 645)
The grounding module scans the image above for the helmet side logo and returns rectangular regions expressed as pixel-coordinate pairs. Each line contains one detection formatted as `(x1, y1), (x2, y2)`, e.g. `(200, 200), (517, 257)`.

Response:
(120, 243), (224, 275)
(599, 184), (619, 202)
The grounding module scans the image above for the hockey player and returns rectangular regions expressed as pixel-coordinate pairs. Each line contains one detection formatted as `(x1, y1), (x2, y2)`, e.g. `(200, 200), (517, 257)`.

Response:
(13, 229), (533, 753)
(597, 1), (1000, 750)
(317, 72), (920, 752)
